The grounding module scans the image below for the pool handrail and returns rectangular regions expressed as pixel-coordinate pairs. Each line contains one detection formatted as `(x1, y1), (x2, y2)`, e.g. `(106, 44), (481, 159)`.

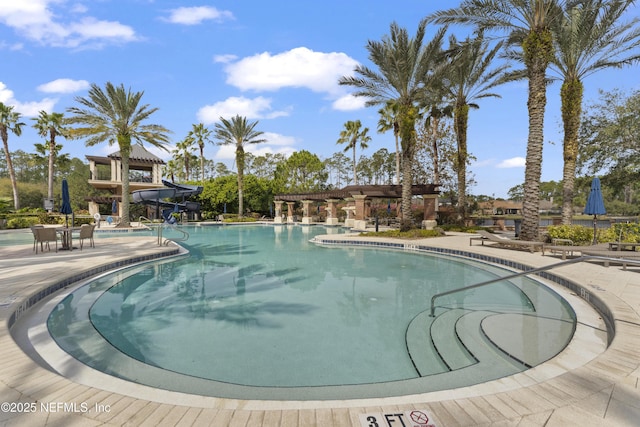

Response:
(429, 255), (640, 317)
(138, 216), (189, 245)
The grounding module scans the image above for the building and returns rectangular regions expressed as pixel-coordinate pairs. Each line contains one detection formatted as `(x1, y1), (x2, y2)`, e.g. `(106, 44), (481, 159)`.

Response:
(86, 144), (165, 218)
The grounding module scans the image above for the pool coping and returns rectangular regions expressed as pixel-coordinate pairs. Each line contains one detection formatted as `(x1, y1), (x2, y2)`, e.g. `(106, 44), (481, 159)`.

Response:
(2, 230), (640, 425)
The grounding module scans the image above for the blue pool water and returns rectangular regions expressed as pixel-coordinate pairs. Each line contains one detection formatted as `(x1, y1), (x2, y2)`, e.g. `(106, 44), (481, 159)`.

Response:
(47, 224), (576, 399)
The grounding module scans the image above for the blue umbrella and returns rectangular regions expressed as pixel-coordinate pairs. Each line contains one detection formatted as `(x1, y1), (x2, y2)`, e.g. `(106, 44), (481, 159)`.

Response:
(112, 198), (118, 215)
(584, 177), (606, 244)
(60, 178), (73, 227)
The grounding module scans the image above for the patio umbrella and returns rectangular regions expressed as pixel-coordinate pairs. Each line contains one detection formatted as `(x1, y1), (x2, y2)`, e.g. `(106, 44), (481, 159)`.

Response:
(60, 178), (73, 228)
(584, 177), (606, 245)
(112, 198), (118, 215)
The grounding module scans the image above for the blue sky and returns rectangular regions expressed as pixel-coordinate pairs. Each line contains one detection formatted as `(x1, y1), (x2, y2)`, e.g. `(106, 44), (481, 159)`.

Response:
(1, 1), (638, 198)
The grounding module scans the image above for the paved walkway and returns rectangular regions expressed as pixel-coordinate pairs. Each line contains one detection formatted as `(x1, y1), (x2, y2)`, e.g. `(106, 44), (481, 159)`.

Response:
(1, 230), (639, 426)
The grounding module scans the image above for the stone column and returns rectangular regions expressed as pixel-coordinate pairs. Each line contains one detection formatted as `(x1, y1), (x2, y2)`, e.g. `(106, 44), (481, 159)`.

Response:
(286, 202), (295, 223)
(343, 198), (355, 228)
(353, 195), (368, 230)
(325, 199), (340, 225)
(274, 201), (284, 224)
(422, 194), (438, 230)
(301, 200), (313, 224)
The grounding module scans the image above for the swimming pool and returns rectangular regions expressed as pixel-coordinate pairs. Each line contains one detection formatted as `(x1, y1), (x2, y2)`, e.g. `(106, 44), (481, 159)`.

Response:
(46, 224), (576, 400)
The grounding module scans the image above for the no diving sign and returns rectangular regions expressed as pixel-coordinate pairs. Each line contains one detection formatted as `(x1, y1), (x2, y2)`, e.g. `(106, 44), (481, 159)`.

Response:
(359, 410), (436, 427)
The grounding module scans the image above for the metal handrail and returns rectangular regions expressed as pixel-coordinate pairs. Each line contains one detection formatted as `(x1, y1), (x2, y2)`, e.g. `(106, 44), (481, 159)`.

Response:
(163, 226), (189, 245)
(429, 255), (640, 317)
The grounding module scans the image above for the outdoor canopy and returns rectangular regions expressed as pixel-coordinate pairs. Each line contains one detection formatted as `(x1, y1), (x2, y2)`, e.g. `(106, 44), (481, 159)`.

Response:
(60, 178), (73, 227)
(584, 177), (606, 245)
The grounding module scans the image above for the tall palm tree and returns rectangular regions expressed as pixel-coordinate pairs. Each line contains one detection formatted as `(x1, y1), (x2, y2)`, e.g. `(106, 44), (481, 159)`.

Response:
(67, 82), (171, 227)
(550, 0), (640, 224)
(0, 102), (25, 209)
(187, 123), (213, 185)
(213, 115), (266, 218)
(429, 0), (565, 240)
(336, 119), (371, 185)
(445, 32), (510, 218)
(173, 137), (195, 181)
(340, 19), (447, 228)
(377, 102), (401, 184)
(32, 111), (69, 207)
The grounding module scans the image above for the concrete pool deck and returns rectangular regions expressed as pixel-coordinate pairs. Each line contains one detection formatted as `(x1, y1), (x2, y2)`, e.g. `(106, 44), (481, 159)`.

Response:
(1, 230), (639, 426)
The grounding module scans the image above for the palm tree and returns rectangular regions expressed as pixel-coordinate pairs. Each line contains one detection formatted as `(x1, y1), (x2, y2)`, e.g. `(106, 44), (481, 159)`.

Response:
(187, 123), (213, 185)
(66, 82), (171, 227)
(173, 137), (195, 181)
(213, 115), (266, 218)
(445, 32), (510, 218)
(429, 0), (565, 240)
(340, 19), (447, 228)
(377, 102), (401, 184)
(32, 111), (69, 207)
(550, 0), (640, 224)
(0, 102), (25, 209)
(336, 120), (371, 185)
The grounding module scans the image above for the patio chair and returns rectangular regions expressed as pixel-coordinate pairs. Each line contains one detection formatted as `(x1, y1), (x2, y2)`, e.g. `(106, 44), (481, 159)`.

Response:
(469, 229), (543, 253)
(30, 225), (44, 252)
(34, 227), (58, 254)
(79, 224), (95, 250)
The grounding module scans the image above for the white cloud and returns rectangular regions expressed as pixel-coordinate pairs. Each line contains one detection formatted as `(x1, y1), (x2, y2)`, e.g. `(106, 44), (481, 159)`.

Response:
(37, 78), (89, 93)
(223, 47), (359, 98)
(164, 6), (234, 25)
(213, 142), (296, 161)
(0, 81), (57, 116)
(197, 96), (290, 123)
(332, 94), (367, 111)
(497, 157), (526, 168)
(0, 1), (138, 48)
(213, 54), (238, 64)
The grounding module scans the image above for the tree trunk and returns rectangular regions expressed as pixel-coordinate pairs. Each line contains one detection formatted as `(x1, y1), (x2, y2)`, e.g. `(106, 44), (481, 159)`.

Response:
(401, 148), (413, 229)
(455, 103), (469, 219)
(520, 29), (552, 241)
(431, 117), (440, 187)
(1, 134), (19, 209)
(237, 146), (245, 218)
(394, 131), (401, 185)
(48, 133), (55, 203)
(120, 152), (131, 227)
(352, 145), (358, 185)
(200, 145), (205, 185)
(560, 78), (583, 225)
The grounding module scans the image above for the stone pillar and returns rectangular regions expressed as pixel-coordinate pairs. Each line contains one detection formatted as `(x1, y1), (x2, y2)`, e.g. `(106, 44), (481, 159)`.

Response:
(274, 201), (284, 224)
(422, 194), (438, 230)
(353, 195), (368, 230)
(286, 202), (295, 223)
(343, 198), (355, 228)
(325, 199), (340, 225)
(301, 200), (313, 224)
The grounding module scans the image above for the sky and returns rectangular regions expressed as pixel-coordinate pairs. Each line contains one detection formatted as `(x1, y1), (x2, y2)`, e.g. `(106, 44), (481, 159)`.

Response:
(1, 0), (639, 198)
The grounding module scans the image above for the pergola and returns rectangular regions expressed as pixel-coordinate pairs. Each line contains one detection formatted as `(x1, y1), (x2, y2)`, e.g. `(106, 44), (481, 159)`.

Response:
(274, 184), (439, 229)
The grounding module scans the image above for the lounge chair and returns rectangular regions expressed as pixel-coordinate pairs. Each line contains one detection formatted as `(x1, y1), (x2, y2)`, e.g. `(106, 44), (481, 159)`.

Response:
(79, 224), (95, 249)
(470, 229), (543, 253)
(34, 227), (59, 254)
(580, 247), (640, 269)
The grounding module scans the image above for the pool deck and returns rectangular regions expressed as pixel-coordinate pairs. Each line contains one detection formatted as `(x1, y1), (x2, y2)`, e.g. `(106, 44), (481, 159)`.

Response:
(1, 230), (640, 426)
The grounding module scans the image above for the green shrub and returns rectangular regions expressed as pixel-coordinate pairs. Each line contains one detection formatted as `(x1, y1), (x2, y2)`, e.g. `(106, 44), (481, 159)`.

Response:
(6, 216), (40, 229)
(546, 225), (594, 245)
(547, 223), (640, 245)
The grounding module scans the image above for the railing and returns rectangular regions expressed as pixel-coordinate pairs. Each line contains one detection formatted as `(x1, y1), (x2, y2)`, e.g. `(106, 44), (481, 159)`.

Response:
(429, 255), (640, 317)
(138, 215), (189, 245)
